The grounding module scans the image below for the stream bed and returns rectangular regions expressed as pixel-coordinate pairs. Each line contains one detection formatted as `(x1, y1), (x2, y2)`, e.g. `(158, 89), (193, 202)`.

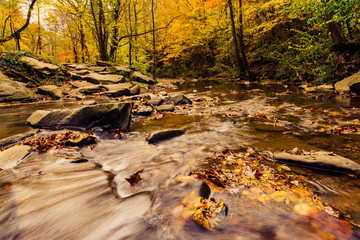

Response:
(1, 80), (360, 239)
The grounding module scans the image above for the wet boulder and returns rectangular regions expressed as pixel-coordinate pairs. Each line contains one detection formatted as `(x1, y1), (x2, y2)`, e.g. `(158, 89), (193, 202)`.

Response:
(0, 79), (36, 102)
(335, 71), (360, 95)
(0, 145), (32, 169)
(27, 102), (132, 130)
(272, 151), (360, 173)
(146, 129), (185, 144)
(171, 94), (192, 105)
(37, 85), (66, 99)
(130, 71), (157, 84)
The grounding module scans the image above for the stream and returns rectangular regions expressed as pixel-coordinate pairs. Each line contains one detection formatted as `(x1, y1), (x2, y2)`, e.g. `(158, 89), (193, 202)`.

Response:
(1, 80), (360, 239)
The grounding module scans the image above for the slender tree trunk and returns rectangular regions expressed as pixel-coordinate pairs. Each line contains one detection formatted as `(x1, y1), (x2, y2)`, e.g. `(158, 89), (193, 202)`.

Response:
(151, 0), (156, 80)
(134, 1), (138, 62)
(37, 4), (42, 55)
(0, 0), (37, 44)
(109, 0), (121, 61)
(90, 0), (108, 61)
(79, 17), (85, 63)
(238, 0), (251, 77)
(228, 0), (245, 76)
(128, 1), (133, 65)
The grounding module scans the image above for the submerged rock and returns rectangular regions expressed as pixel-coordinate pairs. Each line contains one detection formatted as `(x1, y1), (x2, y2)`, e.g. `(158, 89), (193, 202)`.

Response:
(27, 102), (132, 130)
(0, 145), (32, 169)
(335, 71), (360, 95)
(272, 151), (360, 173)
(146, 129), (185, 144)
(0, 79), (36, 102)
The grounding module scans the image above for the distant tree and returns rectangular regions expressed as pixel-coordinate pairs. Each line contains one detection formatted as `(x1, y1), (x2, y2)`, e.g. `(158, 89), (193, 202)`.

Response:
(0, 0), (37, 44)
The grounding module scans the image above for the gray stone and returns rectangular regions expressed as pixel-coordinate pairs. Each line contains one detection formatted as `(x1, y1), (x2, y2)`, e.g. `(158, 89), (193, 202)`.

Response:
(21, 56), (60, 73)
(81, 72), (126, 85)
(0, 145), (32, 169)
(96, 60), (113, 67)
(147, 97), (164, 107)
(133, 105), (153, 116)
(122, 94), (151, 101)
(82, 100), (97, 106)
(89, 66), (107, 72)
(74, 64), (88, 70)
(130, 71), (157, 84)
(335, 71), (360, 94)
(104, 83), (133, 97)
(112, 65), (133, 77)
(0, 129), (39, 147)
(129, 85), (140, 95)
(78, 85), (108, 95)
(273, 151), (360, 172)
(156, 104), (175, 112)
(37, 85), (64, 99)
(0, 70), (10, 80)
(146, 129), (185, 144)
(0, 80), (36, 102)
(27, 102), (132, 130)
(75, 70), (90, 75)
(69, 80), (96, 89)
(171, 94), (192, 105)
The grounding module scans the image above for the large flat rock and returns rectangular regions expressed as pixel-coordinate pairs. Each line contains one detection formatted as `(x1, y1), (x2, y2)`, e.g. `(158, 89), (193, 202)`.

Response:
(0, 80), (36, 102)
(37, 85), (65, 99)
(335, 71), (360, 94)
(81, 72), (126, 85)
(273, 151), (360, 172)
(21, 56), (60, 72)
(130, 71), (157, 84)
(27, 102), (132, 130)
(0, 145), (32, 169)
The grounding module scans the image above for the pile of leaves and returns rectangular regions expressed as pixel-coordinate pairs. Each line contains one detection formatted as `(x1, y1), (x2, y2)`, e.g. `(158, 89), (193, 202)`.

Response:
(21, 131), (96, 152)
(180, 149), (359, 230)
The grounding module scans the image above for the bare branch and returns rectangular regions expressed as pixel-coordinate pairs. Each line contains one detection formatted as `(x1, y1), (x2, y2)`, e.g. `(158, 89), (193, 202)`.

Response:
(0, 0), (37, 43)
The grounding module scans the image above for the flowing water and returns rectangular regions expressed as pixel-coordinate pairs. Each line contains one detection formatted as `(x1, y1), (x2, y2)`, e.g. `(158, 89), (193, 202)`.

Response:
(1, 80), (360, 239)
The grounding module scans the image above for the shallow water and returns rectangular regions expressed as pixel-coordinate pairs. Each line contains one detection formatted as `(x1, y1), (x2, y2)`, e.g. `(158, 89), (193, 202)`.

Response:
(1, 80), (360, 239)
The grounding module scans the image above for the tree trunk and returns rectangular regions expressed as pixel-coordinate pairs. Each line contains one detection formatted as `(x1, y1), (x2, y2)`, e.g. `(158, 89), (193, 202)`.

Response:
(237, 0), (251, 77)
(90, 0), (108, 61)
(0, 0), (37, 43)
(109, 0), (122, 61)
(228, 0), (245, 76)
(37, 4), (42, 55)
(151, 0), (156, 80)
(325, 14), (347, 44)
(128, 1), (133, 65)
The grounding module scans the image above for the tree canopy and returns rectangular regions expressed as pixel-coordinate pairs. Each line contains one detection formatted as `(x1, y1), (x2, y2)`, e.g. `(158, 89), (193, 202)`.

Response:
(0, 0), (359, 82)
